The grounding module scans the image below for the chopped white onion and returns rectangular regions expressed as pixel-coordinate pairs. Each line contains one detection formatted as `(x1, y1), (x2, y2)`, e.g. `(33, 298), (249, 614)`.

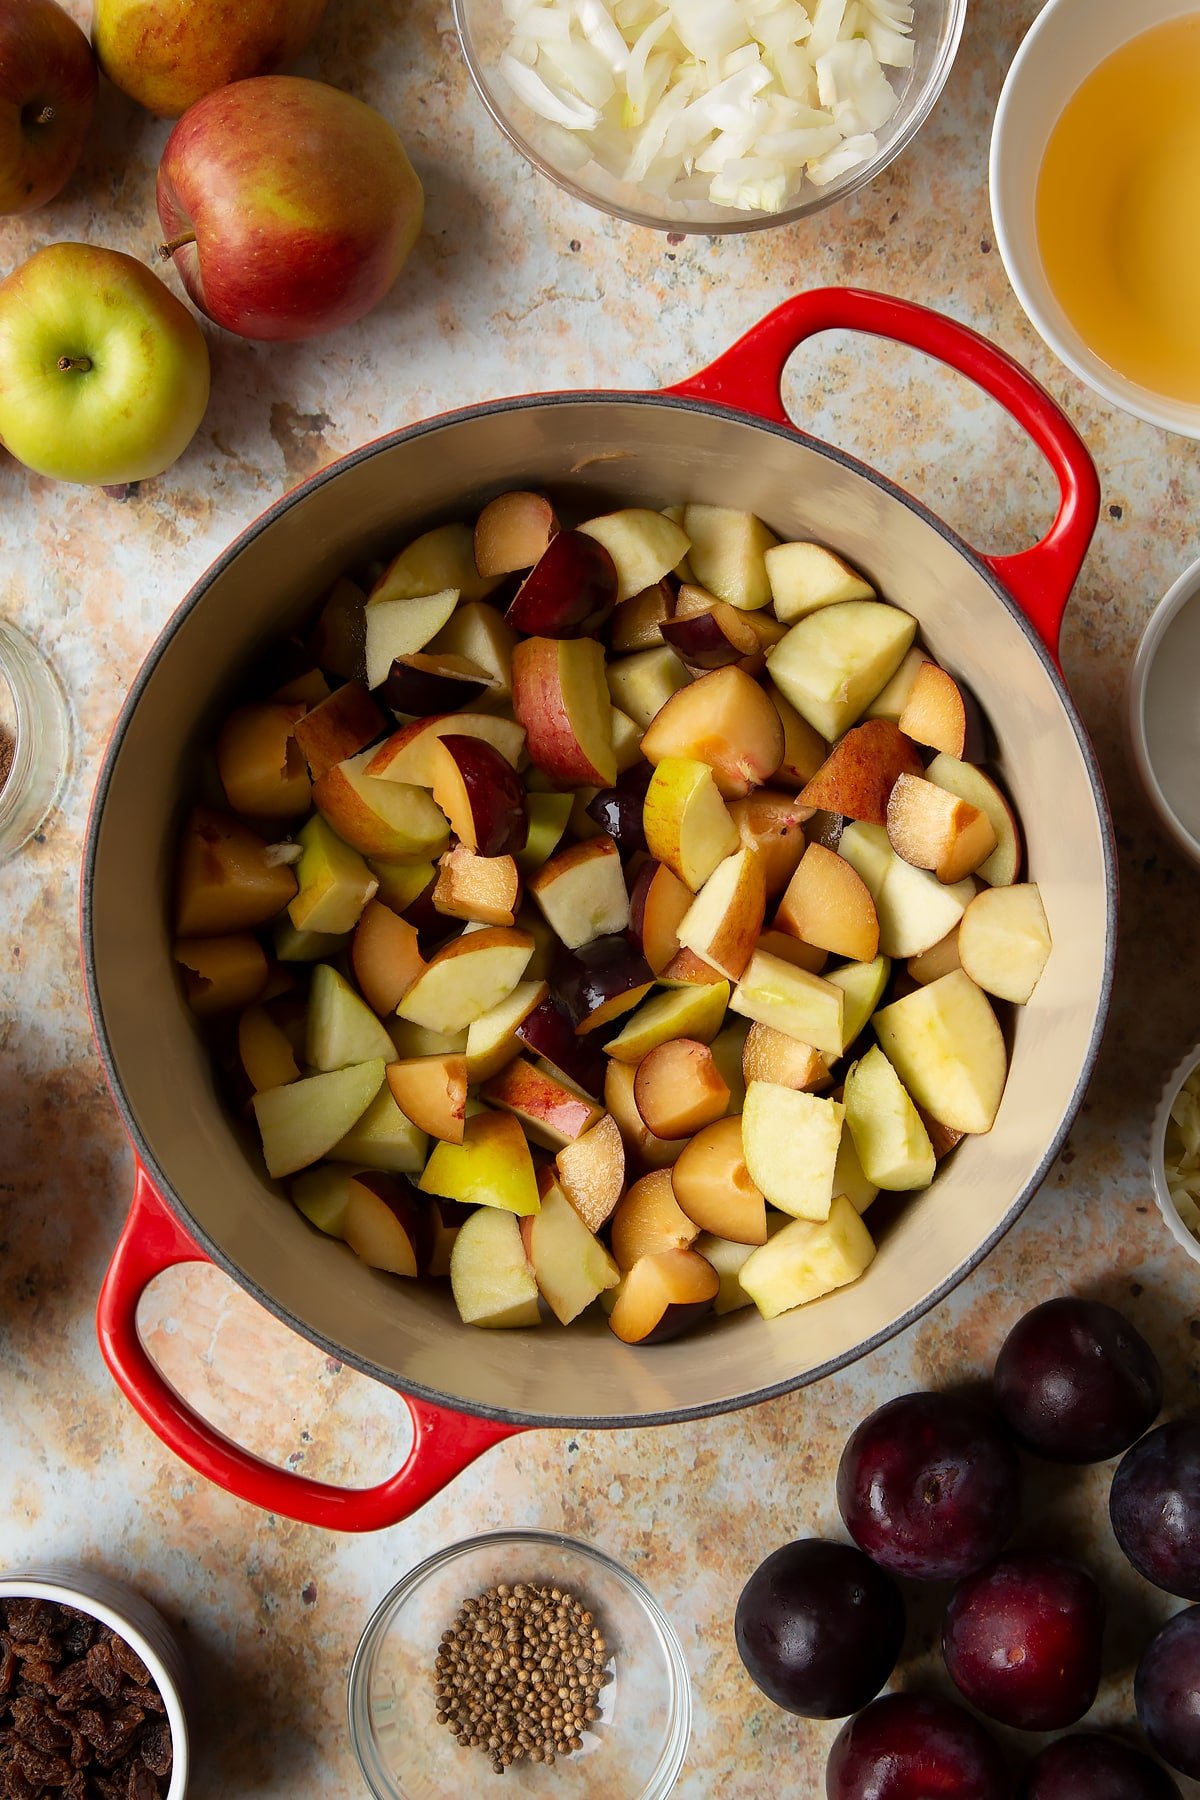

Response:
(495, 0), (913, 213)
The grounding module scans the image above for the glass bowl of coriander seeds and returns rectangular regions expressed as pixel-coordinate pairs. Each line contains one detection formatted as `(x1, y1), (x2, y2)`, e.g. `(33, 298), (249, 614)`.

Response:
(348, 1531), (691, 1798)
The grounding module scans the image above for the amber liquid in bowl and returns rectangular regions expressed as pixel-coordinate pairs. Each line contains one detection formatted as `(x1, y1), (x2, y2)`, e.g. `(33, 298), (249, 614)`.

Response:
(1036, 14), (1200, 402)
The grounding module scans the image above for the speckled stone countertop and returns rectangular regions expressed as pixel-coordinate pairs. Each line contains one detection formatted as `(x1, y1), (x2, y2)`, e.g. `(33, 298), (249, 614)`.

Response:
(3, 1), (1200, 1795)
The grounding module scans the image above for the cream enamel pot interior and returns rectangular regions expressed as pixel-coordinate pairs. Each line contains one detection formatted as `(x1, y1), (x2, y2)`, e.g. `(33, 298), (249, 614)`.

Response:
(84, 290), (1115, 1532)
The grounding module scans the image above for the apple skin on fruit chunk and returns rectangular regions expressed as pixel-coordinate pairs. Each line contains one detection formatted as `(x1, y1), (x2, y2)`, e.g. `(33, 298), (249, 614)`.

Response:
(676, 848), (766, 981)
(157, 77), (424, 343)
(742, 1022), (829, 1094)
(766, 601), (917, 742)
(634, 1038), (730, 1139)
(367, 710), (524, 786)
(742, 1082), (845, 1220)
(450, 1206), (541, 1328)
(93, 0), (324, 118)
(430, 733), (527, 858)
(521, 1175), (620, 1325)
(516, 792), (573, 875)
(606, 646), (691, 730)
(925, 753), (1022, 886)
(739, 1195), (876, 1319)
(579, 508), (690, 603)
(844, 1045), (936, 1191)
(506, 528), (618, 637)
(730, 951), (844, 1060)
(481, 1055), (603, 1151)
(608, 1247), (719, 1344)
(307, 964), (396, 1070)
(765, 540), (875, 620)
(176, 807), (298, 935)
(385, 1054), (467, 1144)
(887, 773), (997, 885)
(528, 835), (628, 950)
(641, 666), (785, 800)
(644, 757), (739, 892)
(511, 635), (616, 787)
(420, 1109), (540, 1217)
(252, 1058), (385, 1179)
(352, 899), (424, 1014)
(671, 1116), (767, 1244)
(175, 934), (269, 1016)
(463, 978), (548, 1081)
(432, 845), (520, 927)
(610, 1168), (700, 1271)
(289, 813), (377, 935)
(873, 970), (1008, 1135)
(555, 1112), (626, 1233)
(776, 844), (879, 963)
(475, 490), (558, 577)
(798, 720), (924, 826)
(291, 1164), (352, 1238)
(216, 701), (310, 818)
(313, 747), (449, 863)
(396, 924), (534, 1034)
(293, 680), (387, 782)
(958, 883), (1051, 1004)
(683, 505), (778, 610)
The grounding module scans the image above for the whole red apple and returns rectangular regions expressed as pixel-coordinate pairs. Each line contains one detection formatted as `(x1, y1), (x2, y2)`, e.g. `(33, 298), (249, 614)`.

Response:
(93, 0), (326, 119)
(156, 76), (424, 342)
(0, 0), (97, 214)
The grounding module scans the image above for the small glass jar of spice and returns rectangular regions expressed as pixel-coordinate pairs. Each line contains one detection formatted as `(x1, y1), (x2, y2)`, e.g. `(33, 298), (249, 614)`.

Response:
(0, 623), (70, 863)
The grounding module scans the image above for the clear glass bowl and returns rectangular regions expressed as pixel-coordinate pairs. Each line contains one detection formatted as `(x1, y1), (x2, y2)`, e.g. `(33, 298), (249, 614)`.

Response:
(452, 0), (967, 233)
(0, 622), (70, 863)
(348, 1531), (692, 1800)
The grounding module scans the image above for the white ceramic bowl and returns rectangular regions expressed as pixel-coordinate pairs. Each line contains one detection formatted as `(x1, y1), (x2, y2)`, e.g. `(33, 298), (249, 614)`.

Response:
(1150, 1043), (1200, 1270)
(990, 0), (1200, 436)
(0, 1565), (190, 1798)
(1127, 553), (1200, 867)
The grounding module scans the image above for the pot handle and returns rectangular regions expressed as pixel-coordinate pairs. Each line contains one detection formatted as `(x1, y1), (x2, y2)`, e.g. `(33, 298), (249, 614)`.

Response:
(96, 1164), (522, 1532)
(664, 287), (1100, 661)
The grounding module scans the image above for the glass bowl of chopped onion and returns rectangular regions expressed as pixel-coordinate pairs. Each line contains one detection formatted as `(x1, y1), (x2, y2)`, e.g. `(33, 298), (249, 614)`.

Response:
(348, 1530), (691, 1798)
(452, 0), (967, 231)
(1151, 1045), (1200, 1268)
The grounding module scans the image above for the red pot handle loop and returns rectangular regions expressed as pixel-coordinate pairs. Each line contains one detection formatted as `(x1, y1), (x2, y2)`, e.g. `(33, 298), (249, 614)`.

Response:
(96, 1165), (522, 1532)
(664, 287), (1100, 662)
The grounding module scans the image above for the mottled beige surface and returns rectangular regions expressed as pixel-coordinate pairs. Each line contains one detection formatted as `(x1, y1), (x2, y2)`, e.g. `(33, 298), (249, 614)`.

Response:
(2, 0), (1200, 1795)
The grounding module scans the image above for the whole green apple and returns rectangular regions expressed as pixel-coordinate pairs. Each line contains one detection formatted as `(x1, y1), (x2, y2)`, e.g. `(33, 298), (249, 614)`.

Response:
(1, 0), (97, 214)
(0, 242), (211, 485)
(92, 0), (326, 119)
(157, 76), (424, 343)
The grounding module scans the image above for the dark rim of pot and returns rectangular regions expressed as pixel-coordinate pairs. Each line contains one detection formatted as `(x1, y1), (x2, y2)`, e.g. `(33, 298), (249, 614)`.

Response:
(81, 389), (1119, 1431)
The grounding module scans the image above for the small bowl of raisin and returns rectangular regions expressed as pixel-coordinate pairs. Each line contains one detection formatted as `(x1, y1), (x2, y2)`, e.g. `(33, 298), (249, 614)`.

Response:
(0, 1566), (189, 1799)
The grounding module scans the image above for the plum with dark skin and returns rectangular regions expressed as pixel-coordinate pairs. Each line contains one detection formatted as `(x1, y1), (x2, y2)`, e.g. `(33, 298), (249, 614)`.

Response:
(557, 933), (653, 1034)
(1110, 1419), (1200, 1599)
(825, 1693), (1010, 1800)
(506, 529), (618, 638)
(515, 994), (607, 1098)
(993, 1298), (1162, 1463)
(1135, 1605), (1200, 1780)
(1022, 1733), (1181, 1799)
(735, 1539), (905, 1719)
(587, 761), (653, 855)
(943, 1552), (1105, 1731)
(430, 734), (528, 858)
(836, 1392), (1021, 1581)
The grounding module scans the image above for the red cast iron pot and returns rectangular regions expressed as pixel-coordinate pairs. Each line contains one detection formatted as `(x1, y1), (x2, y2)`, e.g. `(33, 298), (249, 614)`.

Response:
(83, 289), (1115, 1531)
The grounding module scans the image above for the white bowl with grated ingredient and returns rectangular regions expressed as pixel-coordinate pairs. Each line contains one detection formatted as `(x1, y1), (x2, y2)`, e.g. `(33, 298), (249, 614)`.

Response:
(452, 0), (966, 231)
(1150, 1044), (1200, 1270)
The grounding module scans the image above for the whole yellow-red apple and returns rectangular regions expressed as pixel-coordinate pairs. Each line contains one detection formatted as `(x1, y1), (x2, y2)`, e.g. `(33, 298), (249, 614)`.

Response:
(0, 0), (97, 214)
(156, 77), (424, 343)
(91, 0), (326, 119)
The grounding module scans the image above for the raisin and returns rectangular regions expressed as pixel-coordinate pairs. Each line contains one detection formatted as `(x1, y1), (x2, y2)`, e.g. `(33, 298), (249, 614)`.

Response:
(62, 1775), (88, 1800)
(11, 1634), (62, 1668)
(138, 1720), (172, 1780)
(8, 1696), (70, 1752)
(45, 1661), (97, 1711)
(0, 1640), (15, 1696)
(127, 1765), (158, 1800)
(110, 1642), (151, 1691)
(84, 1643), (123, 1702)
(13, 1735), (73, 1785)
(1, 1764), (36, 1800)
(1, 1603), (48, 1644)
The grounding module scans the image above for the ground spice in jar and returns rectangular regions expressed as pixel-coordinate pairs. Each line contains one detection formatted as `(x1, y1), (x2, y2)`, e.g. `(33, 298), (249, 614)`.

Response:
(434, 1581), (610, 1775)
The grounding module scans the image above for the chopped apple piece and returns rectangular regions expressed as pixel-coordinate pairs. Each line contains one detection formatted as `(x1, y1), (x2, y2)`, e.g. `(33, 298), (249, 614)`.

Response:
(633, 1038), (729, 1139)
(463, 978), (549, 1081)
(766, 601), (917, 741)
(252, 1059), (385, 1179)
(238, 1003), (300, 1091)
(742, 1022), (829, 1092)
(610, 707), (644, 776)
(307, 964), (396, 1071)
(216, 701), (310, 818)
(683, 504), (778, 610)
(824, 955), (891, 1050)
(272, 662), (331, 708)
(610, 1167), (700, 1270)
(342, 1174), (421, 1278)
(611, 580), (673, 653)
(293, 681), (387, 782)
(605, 646), (691, 729)
(741, 1082), (844, 1220)
(423, 1196), (471, 1277)
(730, 951), (844, 1059)
(352, 900), (425, 1014)
(644, 757), (739, 892)
(865, 647), (929, 723)
(754, 929), (828, 974)
(925, 753), (1022, 887)
(421, 1109), (540, 1215)
(799, 720), (924, 826)
(887, 772), (997, 885)
(474, 490), (558, 576)
(876, 853), (976, 959)
(579, 507), (691, 603)
(836, 820), (894, 899)
(671, 1116), (766, 1244)
(628, 860), (692, 975)
(764, 540), (875, 619)
(429, 600), (518, 695)
(739, 1195), (875, 1319)
(957, 883), (1051, 1004)
(607, 1247), (719, 1344)
(528, 835), (628, 949)
(693, 1223), (791, 1313)
(291, 1163), (352, 1237)
(516, 792), (573, 873)
(728, 791), (809, 899)
(482, 1055), (603, 1151)
(775, 844), (879, 962)
(521, 1174), (620, 1324)
(450, 1207), (541, 1328)
(555, 1112), (626, 1232)
(907, 928), (962, 986)
(386, 1054), (468, 1143)
(396, 925), (534, 1033)
(364, 589), (460, 690)
(331, 1082), (428, 1173)
(308, 575), (367, 681)
(288, 814), (377, 935)
(764, 681), (828, 787)
(175, 935), (269, 1016)
(833, 1128), (879, 1214)
(844, 1044), (936, 1191)
(367, 858), (436, 914)
(433, 845), (521, 927)
(676, 848), (766, 981)
(367, 711), (525, 786)
(176, 807), (298, 936)
(373, 521), (502, 606)
(898, 661), (970, 757)
(603, 1059), (682, 1172)
(873, 970), (1008, 1134)
(604, 980), (730, 1062)
(273, 919), (349, 963)
(641, 666), (785, 800)
(389, 1018), (469, 1058)
(511, 636), (616, 786)
(313, 747), (450, 862)
(659, 947), (726, 986)
(430, 735), (527, 859)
